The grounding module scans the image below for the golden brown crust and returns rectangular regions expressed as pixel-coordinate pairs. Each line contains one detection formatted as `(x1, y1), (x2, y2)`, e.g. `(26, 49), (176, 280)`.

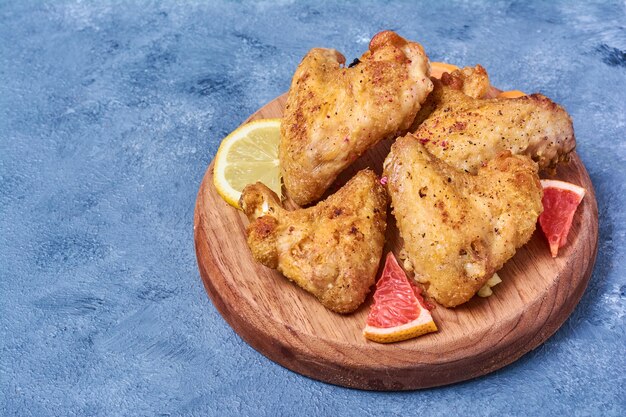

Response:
(411, 65), (490, 130)
(280, 30), (433, 206)
(410, 70), (576, 173)
(240, 170), (388, 314)
(440, 64), (490, 98)
(383, 136), (543, 307)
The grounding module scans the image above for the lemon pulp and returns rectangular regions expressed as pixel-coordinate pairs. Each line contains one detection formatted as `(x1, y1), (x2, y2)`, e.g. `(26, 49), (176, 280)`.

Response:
(213, 118), (281, 208)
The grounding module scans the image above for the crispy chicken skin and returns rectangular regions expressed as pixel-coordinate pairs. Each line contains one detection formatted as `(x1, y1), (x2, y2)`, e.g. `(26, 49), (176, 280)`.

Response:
(383, 136), (543, 307)
(280, 31), (433, 206)
(411, 67), (575, 173)
(239, 170), (388, 314)
(412, 65), (490, 130)
(441, 65), (491, 99)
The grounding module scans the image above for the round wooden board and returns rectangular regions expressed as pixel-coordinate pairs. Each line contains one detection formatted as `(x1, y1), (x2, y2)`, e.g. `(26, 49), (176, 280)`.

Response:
(194, 93), (599, 390)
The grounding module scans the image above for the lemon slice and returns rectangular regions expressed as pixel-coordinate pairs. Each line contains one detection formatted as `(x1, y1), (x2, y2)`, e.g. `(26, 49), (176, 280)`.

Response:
(213, 118), (282, 208)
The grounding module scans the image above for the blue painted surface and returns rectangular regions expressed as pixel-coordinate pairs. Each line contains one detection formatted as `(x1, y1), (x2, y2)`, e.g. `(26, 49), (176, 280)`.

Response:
(1, 1), (625, 415)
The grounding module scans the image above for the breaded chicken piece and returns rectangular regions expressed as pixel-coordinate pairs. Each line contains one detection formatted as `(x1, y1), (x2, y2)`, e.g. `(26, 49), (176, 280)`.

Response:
(383, 136), (542, 307)
(441, 64), (491, 98)
(411, 73), (576, 174)
(239, 170), (387, 314)
(280, 31), (433, 206)
(411, 65), (490, 129)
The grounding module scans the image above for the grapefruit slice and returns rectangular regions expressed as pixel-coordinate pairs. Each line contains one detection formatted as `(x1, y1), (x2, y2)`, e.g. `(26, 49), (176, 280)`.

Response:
(539, 179), (586, 258)
(363, 253), (437, 343)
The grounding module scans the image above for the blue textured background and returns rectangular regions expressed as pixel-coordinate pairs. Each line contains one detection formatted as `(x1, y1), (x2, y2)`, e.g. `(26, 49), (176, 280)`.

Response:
(1, 1), (625, 416)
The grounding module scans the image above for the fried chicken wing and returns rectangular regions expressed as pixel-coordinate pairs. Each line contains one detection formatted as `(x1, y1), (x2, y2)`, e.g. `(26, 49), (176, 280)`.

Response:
(383, 136), (542, 307)
(240, 169), (387, 313)
(441, 64), (491, 98)
(411, 65), (491, 130)
(411, 70), (576, 174)
(280, 31), (433, 206)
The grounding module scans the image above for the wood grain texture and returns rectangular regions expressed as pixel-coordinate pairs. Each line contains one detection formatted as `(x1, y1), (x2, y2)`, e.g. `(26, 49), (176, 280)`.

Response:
(193, 93), (599, 390)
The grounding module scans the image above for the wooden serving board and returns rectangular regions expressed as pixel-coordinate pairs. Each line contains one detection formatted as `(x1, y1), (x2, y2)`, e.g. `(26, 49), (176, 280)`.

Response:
(194, 93), (598, 390)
